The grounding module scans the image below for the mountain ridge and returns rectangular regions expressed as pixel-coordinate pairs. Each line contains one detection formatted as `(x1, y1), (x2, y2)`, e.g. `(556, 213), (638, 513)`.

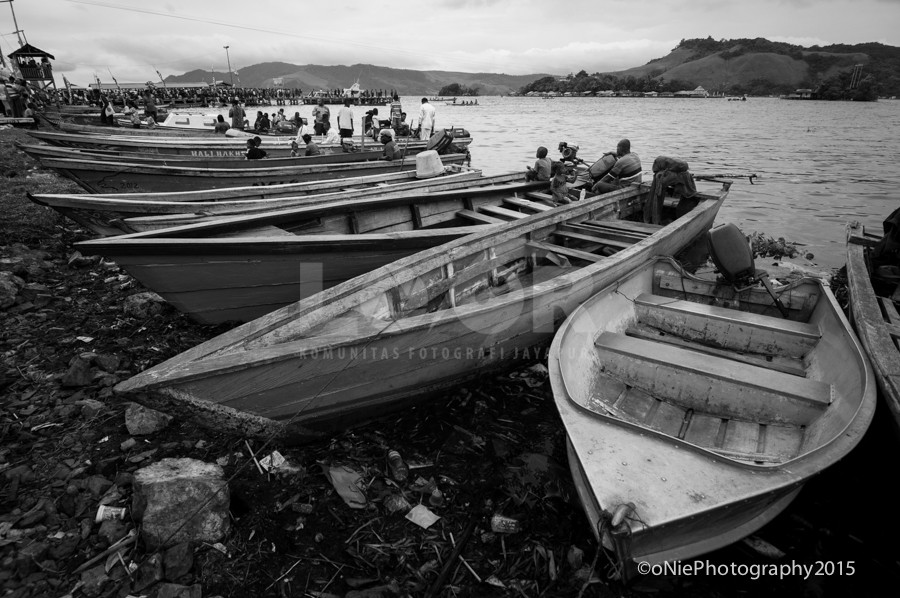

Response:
(165, 39), (900, 97)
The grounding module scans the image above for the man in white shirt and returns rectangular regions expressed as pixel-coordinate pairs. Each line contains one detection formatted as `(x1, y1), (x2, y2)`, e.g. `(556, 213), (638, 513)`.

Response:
(418, 97), (436, 140)
(337, 98), (354, 139)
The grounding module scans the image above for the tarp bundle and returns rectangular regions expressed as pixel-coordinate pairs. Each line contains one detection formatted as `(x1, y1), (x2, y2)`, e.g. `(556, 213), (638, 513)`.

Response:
(645, 156), (696, 224)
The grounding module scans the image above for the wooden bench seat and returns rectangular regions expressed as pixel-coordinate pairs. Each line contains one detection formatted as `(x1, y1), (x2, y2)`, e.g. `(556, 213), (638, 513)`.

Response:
(456, 209), (505, 225)
(594, 331), (831, 426)
(526, 240), (604, 263)
(552, 229), (631, 249)
(634, 293), (821, 359)
(478, 205), (530, 220)
(503, 196), (553, 212)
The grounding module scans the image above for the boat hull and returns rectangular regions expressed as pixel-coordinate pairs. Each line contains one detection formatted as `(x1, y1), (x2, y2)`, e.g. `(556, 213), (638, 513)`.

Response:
(29, 129), (472, 158)
(549, 257), (876, 572)
(39, 153), (470, 193)
(115, 183), (729, 436)
(846, 222), (900, 437)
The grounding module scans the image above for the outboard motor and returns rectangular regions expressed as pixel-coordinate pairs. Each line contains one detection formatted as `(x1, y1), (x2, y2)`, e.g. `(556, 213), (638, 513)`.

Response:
(707, 223), (789, 317)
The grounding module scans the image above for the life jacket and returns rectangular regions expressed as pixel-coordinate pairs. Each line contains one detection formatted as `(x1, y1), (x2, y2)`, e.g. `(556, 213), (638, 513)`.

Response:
(588, 153), (617, 180)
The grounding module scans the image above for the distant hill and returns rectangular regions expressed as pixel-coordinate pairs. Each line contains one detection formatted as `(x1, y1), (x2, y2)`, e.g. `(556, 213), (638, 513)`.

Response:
(520, 38), (900, 99)
(166, 63), (546, 96)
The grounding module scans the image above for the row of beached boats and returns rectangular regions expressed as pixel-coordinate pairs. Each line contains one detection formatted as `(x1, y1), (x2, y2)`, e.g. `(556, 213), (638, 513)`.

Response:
(19, 112), (889, 579)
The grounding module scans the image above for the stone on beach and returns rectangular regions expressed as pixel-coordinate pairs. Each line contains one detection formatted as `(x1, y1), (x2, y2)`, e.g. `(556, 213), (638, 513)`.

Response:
(125, 402), (173, 435)
(132, 458), (231, 548)
(123, 290), (166, 318)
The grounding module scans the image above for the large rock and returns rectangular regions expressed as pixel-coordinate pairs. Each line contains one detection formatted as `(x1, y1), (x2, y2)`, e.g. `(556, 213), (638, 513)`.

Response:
(0, 271), (24, 309)
(61, 355), (94, 387)
(123, 291), (165, 318)
(125, 403), (173, 435)
(132, 458), (231, 549)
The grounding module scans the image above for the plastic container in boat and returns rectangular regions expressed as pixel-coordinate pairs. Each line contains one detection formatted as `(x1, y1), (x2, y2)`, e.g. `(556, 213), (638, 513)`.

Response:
(416, 150), (444, 178)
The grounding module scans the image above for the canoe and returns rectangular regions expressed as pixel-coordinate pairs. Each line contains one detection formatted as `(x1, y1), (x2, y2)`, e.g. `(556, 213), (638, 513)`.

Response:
(75, 178), (559, 324)
(29, 165), (488, 236)
(846, 221), (900, 436)
(16, 142), (433, 169)
(32, 152), (471, 193)
(549, 255), (875, 576)
(112, 179), (730, 437)
(27, 128), (473, 158)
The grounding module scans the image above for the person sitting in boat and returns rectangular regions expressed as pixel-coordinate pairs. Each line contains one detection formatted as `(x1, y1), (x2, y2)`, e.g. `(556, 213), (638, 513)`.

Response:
(123, 100), (142, 129)
(380, 131), (402, 161)
(525, 146), (552, 181)
(322, 122), (340, 144)
(291, 112), (304, 128)
(213, 114), (230, 134)
(293, 119), (312, 144)
(550, 162), (570, 204)
(591, 139), (642, 193)
(273, 108), (286, 125)
(245, 137), (267, 160)
(302, 134), (320, 157)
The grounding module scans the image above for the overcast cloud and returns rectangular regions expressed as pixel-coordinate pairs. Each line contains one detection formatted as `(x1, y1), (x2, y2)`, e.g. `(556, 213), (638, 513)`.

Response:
(1, 0), (897, 86)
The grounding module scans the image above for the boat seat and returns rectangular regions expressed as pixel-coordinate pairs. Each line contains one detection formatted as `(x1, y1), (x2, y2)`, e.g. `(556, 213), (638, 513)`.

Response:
(594, 331), (832, 426)
(455, 209), (505, 225)
(477, 205), (529, 220)
(526, 240), (604, 263)
(634, 293), (820, 359)
(553, 228), (632, 249)
(524, 191), (557, 203)
(502, 196), (553, 212)
(581, 219), (662, 234)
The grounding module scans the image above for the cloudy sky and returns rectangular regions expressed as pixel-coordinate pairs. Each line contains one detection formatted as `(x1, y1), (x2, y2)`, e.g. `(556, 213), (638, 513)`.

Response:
(2, 0), (898, 86)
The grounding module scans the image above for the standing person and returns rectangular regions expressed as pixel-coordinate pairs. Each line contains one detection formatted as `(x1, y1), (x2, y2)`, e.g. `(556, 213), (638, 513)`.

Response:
(364, 108), (378, 137)
(418, 97), (436, 140)
(591, 139), (642, 193)
(143, 91), (158, 123)
(337, 98), (354, 140)
(229, 97), (246, 131)
(312, 98), (330, 135)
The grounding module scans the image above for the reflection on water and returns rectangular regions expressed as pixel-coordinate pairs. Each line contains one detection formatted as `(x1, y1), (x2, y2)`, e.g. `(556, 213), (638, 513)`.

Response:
(200, 96), (900, 268)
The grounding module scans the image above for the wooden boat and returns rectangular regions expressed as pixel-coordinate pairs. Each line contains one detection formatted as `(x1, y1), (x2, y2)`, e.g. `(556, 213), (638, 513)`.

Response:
(32, 151), (470, 193)
(29, 169), (512, 237)
(16, 142), (432, 170)
(75, 178), (560, 323)
(28, 127), (473, 157)
(112, 180), (730, 437)
(846, 220), (900, 436)
(549, 254), (875, 576)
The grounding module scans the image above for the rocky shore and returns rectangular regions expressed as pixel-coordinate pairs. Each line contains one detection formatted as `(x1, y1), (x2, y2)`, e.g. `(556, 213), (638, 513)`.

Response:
(2, 127), (898, 598)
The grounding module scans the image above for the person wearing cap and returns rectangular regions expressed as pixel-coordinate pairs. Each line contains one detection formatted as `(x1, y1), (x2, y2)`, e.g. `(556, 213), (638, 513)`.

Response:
(591, 139), (642, 193)
(418, 97), (436, 140)
(380, 131), (402, 161)
(229, 97), (246, 130)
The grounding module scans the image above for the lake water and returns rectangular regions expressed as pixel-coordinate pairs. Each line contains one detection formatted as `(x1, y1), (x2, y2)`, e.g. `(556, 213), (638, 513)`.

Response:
(204, 96), (900, 269)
